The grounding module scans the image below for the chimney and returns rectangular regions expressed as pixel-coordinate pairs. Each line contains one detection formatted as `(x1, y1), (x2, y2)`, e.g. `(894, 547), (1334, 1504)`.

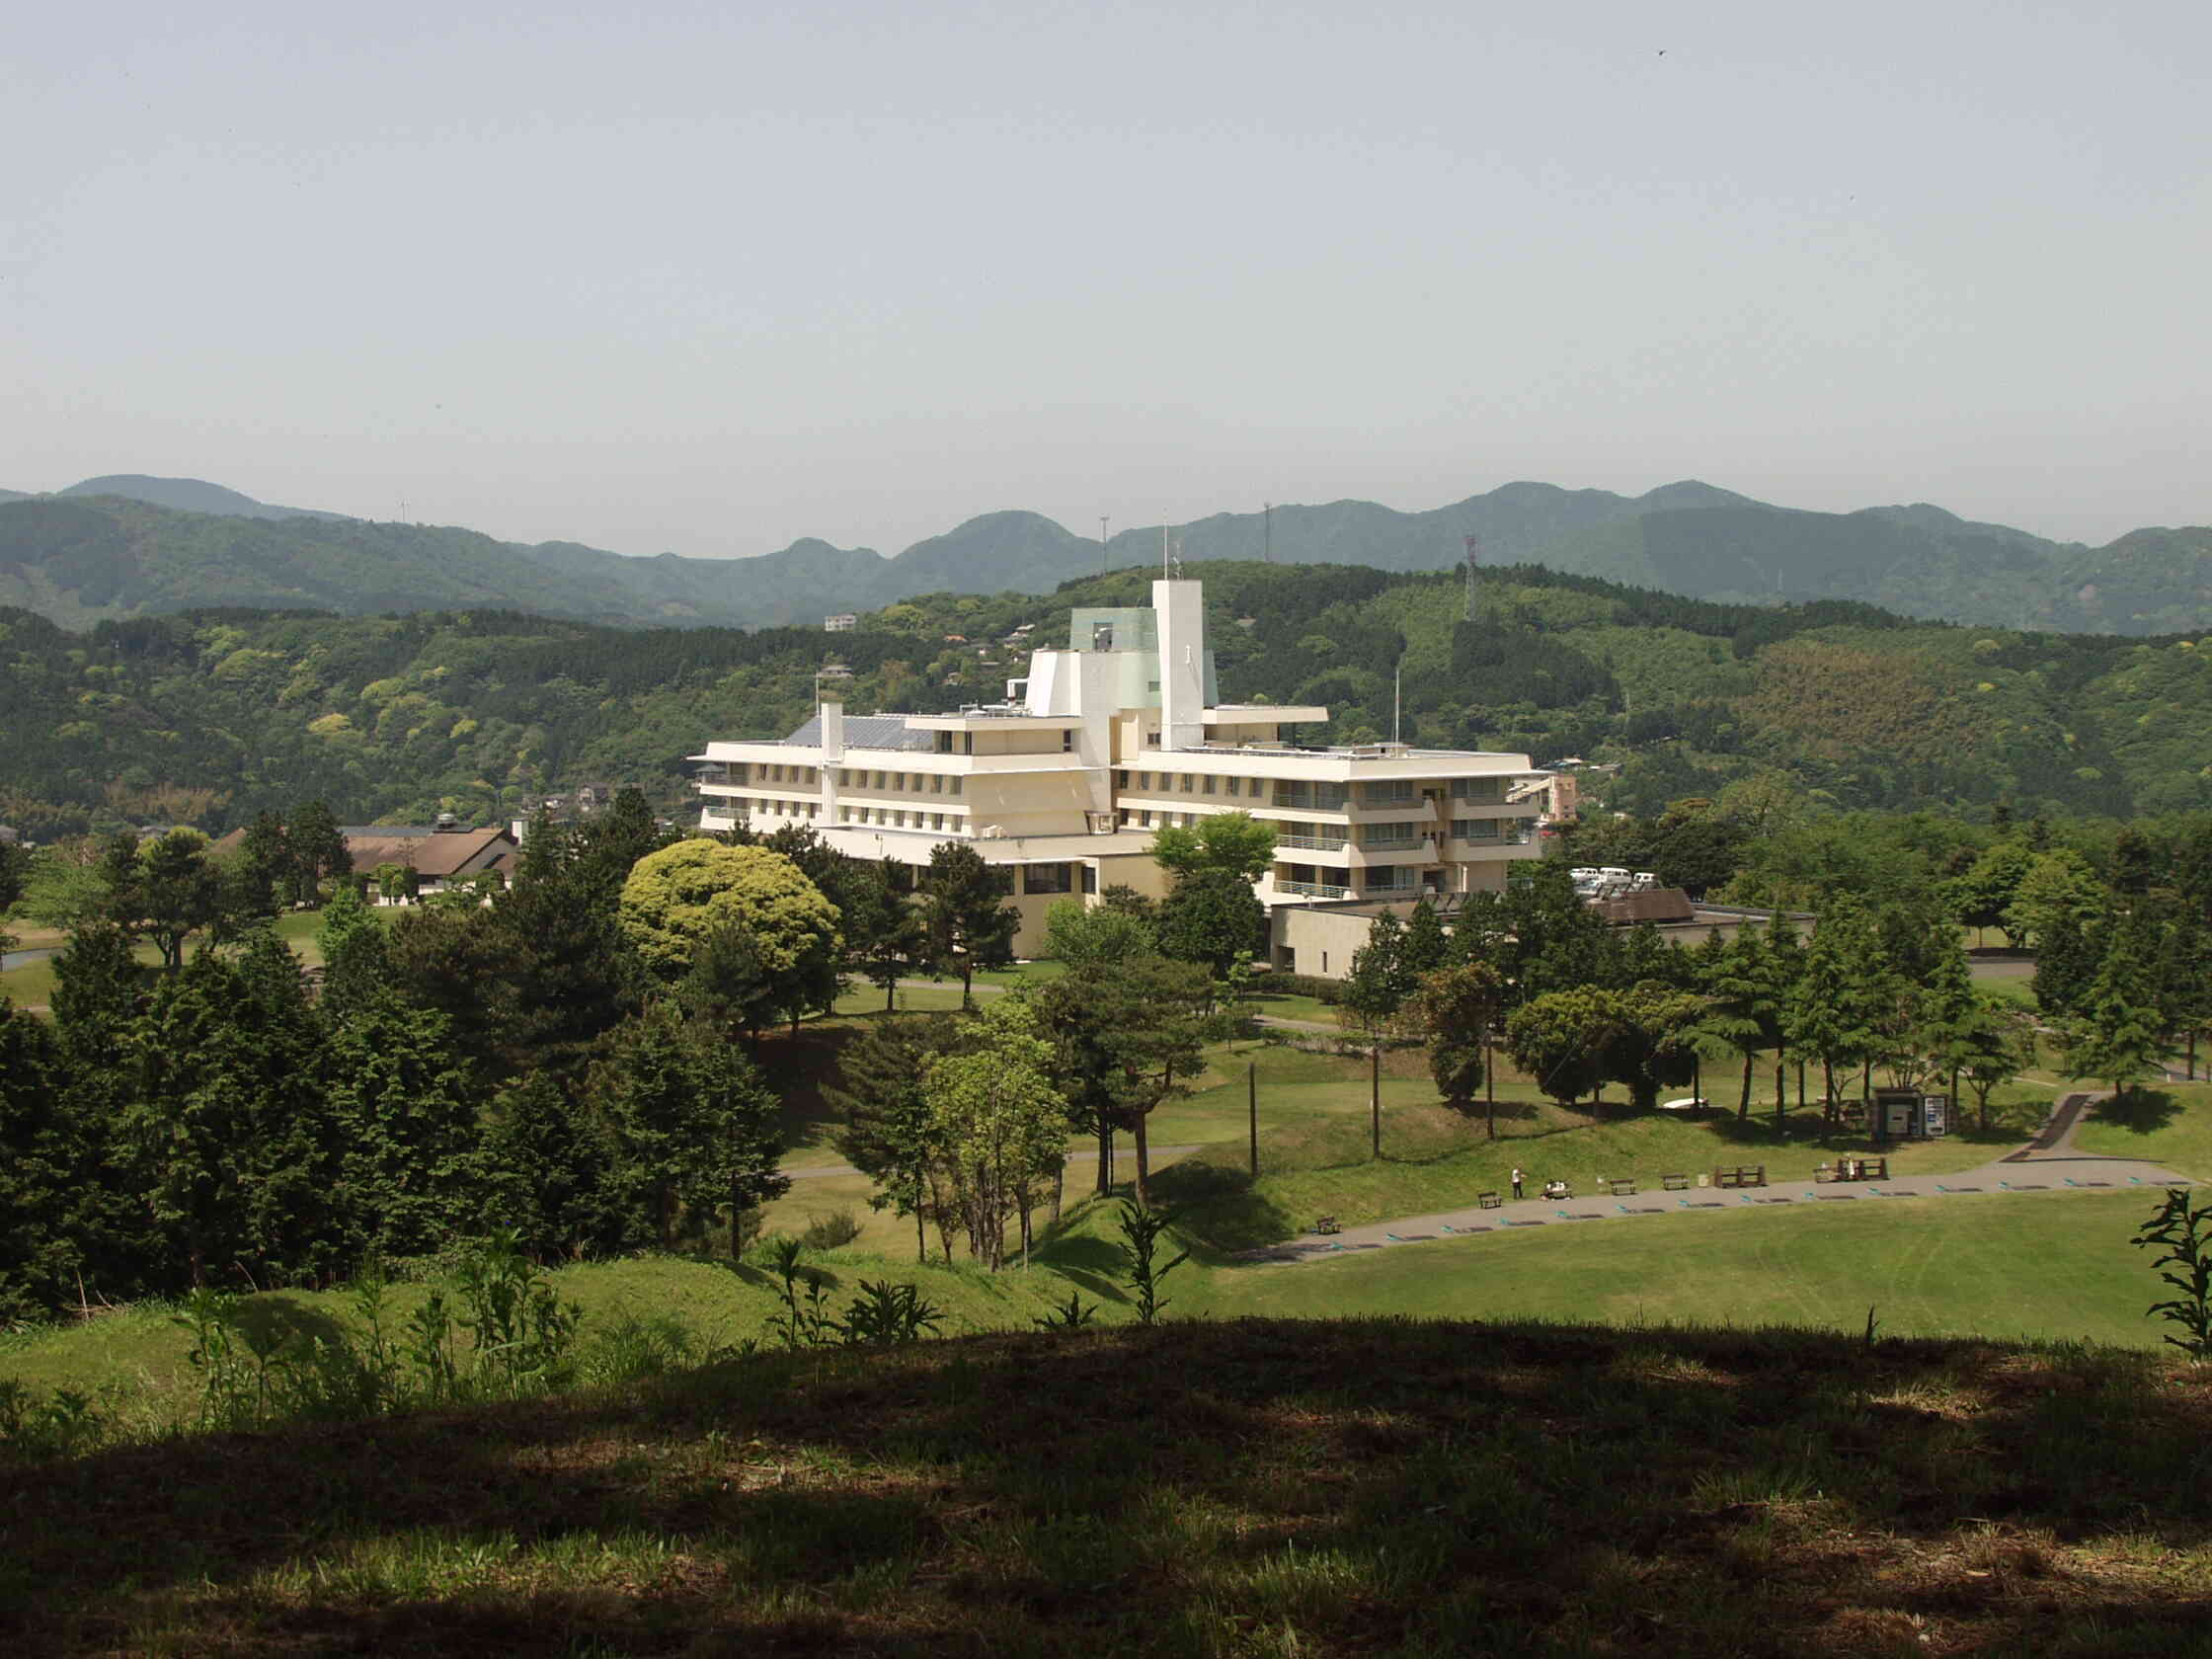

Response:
(1152, 579), (1206, 751)
(820, 699), (845, 764)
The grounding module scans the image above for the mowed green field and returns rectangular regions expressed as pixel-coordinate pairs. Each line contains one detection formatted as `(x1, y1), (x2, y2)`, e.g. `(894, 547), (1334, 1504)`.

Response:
(1176, 1187), (2178, 1348)
(1, 908), (352, 1008)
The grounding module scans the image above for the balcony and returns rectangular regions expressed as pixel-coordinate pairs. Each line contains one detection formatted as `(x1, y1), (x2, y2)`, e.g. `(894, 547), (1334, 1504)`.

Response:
(1276, 879), (1353, 901)
(1358, 835), (1421, 852)
(1275, 832), (1350, 852)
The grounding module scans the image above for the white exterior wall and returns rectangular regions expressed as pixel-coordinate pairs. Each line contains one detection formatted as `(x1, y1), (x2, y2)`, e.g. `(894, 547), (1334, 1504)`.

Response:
(1152, 579), (1207, 751)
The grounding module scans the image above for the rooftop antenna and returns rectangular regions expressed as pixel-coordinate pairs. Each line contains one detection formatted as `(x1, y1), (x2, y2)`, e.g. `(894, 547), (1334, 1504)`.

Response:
(1463, 533), (1480, 622)
(1161, 523), (1171, 581)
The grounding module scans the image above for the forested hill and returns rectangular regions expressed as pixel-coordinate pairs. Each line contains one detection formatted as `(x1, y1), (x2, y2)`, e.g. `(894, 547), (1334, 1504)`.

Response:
(6, 559), (2212, 841)
(5, 474), (2210, 635)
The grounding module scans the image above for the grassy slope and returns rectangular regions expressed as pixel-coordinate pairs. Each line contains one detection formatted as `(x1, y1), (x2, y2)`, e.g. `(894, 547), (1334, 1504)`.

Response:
(1172, 1189), (2174, 1348)
(2072, 1082), (2212, 1179)
(5, 1317), (2209, 1656)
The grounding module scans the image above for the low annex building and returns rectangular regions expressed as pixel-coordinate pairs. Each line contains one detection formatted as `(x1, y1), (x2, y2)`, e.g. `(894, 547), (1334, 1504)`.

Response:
(693, 580), (1552, 960)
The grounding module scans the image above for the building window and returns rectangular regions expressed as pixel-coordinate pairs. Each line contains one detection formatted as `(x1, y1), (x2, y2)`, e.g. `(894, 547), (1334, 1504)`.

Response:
(1138, 771), (1152, 790)
(1179, 774), (1194, 792)
(873, 771), (887, 789)
(1362, 780), (1415, 806)
(1024, 862), (1074, 895)
(1202, 776), (1216, 795)
(949, 777), (963, 796)
(1080, 863), (1098, 895)
(1145, 729), (1159, 748)
(1116, 769), (1131, 787)
(1452, 777), (1506, 803)
(1062, 730), (1075, 752)
(1224, 776), (1240, 797)
(1453, 818), (1500, 840)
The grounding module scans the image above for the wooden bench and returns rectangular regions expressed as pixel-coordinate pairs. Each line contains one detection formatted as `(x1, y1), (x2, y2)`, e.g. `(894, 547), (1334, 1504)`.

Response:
(1712, 1164), (1768, 1189)
(1607, 1178), (1637, 1197)
(1476, 1191), (1502, 1210)
(1832, 1157), (1889, 1182)
(1661, 1173), (1690, 1191)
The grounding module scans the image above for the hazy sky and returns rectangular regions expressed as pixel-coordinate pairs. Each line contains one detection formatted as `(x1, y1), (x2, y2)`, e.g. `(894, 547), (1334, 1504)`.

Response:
(7, 1), (2205, 557)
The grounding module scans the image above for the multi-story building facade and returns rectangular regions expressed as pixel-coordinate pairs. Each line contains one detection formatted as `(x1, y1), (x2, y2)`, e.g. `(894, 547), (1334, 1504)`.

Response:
(694, 580), (1548, 967)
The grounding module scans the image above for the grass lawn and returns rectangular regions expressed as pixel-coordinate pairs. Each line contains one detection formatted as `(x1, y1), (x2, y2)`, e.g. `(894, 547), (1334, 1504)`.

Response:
(2073, 1082), (2212, 1179)
(1170, 1188), (2181, 1349)
(1151, 1083), (2055, 1252)
(2, 907), (355, 1008)
(6, 1315), (2208, 1655)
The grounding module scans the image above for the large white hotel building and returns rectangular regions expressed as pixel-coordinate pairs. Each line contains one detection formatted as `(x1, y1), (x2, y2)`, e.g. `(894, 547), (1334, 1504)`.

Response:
(694, 580), (1550, 974)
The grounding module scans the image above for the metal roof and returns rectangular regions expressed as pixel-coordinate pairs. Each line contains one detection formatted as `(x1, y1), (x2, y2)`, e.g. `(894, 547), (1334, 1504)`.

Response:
(781, 714), (937, 752)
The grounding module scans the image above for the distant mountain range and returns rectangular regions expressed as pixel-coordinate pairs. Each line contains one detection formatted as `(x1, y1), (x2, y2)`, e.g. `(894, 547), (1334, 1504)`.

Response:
(2, 473), (2207, 635)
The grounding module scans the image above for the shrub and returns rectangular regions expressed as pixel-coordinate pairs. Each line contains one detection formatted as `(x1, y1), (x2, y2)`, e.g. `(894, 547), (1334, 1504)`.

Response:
(799, 1210), (864, 1250)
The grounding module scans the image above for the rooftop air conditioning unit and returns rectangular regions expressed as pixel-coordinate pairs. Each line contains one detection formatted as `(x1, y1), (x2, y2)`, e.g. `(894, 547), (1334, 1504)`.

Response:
(1087, 812), (1117, 835)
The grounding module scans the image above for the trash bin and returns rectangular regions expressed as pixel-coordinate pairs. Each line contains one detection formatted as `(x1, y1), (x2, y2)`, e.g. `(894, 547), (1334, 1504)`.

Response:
(1696, 1172), (1709, 1188)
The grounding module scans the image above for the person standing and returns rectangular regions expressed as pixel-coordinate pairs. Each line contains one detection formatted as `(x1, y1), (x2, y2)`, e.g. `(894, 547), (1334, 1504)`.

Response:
(1511, 1166), (1525, 1201)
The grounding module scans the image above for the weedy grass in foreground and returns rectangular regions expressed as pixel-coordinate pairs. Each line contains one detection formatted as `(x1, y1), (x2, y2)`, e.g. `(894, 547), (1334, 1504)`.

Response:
(3, 1317), (2210, 1656)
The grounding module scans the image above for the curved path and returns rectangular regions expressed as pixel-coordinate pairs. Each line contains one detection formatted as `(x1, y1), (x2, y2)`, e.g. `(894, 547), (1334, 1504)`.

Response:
(1236, 1092), (2197, 1265)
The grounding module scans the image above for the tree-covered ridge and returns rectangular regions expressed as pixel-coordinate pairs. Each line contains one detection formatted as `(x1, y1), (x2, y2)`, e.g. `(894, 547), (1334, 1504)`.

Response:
(5, 474), (2209, 635)
(5, 556), (2212, 840)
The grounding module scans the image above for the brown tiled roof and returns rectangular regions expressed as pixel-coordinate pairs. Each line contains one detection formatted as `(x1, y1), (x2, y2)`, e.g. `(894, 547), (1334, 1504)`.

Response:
(342, 825), (514, 878)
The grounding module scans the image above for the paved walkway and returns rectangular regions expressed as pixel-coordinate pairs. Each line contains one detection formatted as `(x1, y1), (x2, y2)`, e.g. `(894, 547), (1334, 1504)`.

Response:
(1235, 1092), (2197, 1265)
(784, 1144), (1204, 1180)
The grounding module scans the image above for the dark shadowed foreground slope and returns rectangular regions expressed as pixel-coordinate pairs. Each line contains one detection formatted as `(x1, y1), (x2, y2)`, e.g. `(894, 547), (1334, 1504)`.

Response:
(3, 1318), (2207, 1656)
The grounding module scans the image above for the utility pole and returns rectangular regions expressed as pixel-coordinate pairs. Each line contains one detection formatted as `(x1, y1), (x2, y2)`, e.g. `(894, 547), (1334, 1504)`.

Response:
(1248, 1062), (1259, 1178)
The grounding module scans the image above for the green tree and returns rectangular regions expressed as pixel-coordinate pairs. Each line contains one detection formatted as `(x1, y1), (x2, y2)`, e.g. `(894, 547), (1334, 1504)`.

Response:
(286, 799), (352, 905)
(588, 1001), (789, 1253)
(1402, 960), (1504, 1135)
(1400, 895), (1449, 978)
(920, 842), (1018, 1008)
(1957, 990), (2035, 1133)
(1784, 895), (1889, 1120)
(0, 998), (90, 1321)
(1698, 925), (1780, 1119)
(1504, 988), (1615, 1106)
(328, 990), (483, 1258)
(618, 837), (842, 989)
(844, 863), (931, 1011)
(2003, 849), (2102, 955)
(126, 935), (339, 1289)
(923, 997), (1067, 1269)
(1946, 837), (2032, 946)
(1032, 954), (1212, 1205)
(133, 828), (226, 972)
(1157, 867), (1266, 979)
(1042, 897), (1156, 969)
(2066, 910), (2170, 1101)
(480, 1073), (627, 1260)
(828, 1014), (958, 1261)
(1149, 811), (1277, 882)
(232, 811), (292, 918)
(1342, 910), (1417, 1154)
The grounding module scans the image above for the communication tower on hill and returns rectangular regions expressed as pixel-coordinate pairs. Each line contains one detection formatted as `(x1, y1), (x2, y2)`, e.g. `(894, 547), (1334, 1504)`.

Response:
(1463, 534), (1480, 621)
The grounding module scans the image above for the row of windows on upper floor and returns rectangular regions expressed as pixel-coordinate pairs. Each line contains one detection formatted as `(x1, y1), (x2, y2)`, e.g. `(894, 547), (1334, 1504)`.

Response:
(1112, 771), (1516, 808)
(728, 763), (968, 796)
(1114, 809), (1516, 843)
(717, 796), (971, 833)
